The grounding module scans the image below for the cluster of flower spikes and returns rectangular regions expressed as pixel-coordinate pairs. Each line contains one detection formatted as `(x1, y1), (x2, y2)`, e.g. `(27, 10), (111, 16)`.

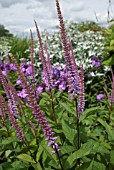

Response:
(0, 66), (25, 142)
(0, 37), (60, 153)
(15, 24), (69, 98)
(42, 64), (68, 91)
(0, 58), (69, 99)
(17, 62), (69, 99)
(56, 0), (85, 115)
(10, 54), (60, 154)
(0, 58), (16, 75)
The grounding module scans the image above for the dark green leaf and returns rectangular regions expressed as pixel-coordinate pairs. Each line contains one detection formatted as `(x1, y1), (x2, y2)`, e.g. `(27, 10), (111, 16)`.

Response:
(62, 119), (77, 146)
(17, 154), (36, 163)
(97, 118), (114, 141)
(80, 107), (103, 122)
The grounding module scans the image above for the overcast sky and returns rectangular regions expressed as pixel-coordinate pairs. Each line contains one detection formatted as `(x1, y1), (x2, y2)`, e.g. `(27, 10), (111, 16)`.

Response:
(0, 0), (114, 36)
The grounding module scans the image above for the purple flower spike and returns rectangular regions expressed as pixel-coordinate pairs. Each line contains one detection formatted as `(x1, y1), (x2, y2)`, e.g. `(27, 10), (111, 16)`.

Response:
(97, 94), (104, 101)
(9, 63), (16, 71)
(25, 65), (32, 76)
(18, 89), (28, 98)
(36, 85), (44, 98)
(16, 79), (22, 86)
(59, 81), (66, 91)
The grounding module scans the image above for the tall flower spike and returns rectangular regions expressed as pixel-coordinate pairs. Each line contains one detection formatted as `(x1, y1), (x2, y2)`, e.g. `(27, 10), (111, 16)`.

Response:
(30, 30), (35, 84)
(30, 29), (37, 96)
(0, 68), (25, 141)
(56, 0), (80, 98)
(34, 20), (52, 90)
(0, 94), (7, 122)
(77, 65), (85, 116)
(6, 75), (25, 116)
(44, 44), (51, 70)
(10, 55), (59, 153)
(8, 93), (25, 141)
(69, 42), (78, 71)
(0, 66), (10, 98)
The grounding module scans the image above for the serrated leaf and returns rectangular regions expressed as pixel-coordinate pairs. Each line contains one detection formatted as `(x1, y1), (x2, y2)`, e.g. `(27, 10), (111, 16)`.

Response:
(5, 150), (12, 158)
(77, 160), (106, 170)
(110, 150), (114, 165)
(76, 162), (93, 170)
(97, 118), (114, 141)
(65, 149), (91, 169)
(102, 56), (114, 65)
(80, 107), (103, 122)
(59, 101), (75, 116)
(92, 161), (106, 170)
(2, 136), (18, 145)
(17, 154), (36, 163)
(32, 163), (42, 170)
(36, 145), (43, 162)
(41, 142), (58, 167)
(11, 161), (29, 170)
(41, 92), (50, 99)
(62, 119), (77, 146)
(30, 139), (37, 146)
(61, 145), (76, 154)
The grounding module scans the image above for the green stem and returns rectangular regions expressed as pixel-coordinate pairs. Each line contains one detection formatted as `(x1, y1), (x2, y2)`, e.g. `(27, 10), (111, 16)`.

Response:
(75, 100), (80, 150)
(50, 91), (57, 126)
(24, 140), (37, 163)
(55, 149), (64, 170)
(75, 100), (81, 167)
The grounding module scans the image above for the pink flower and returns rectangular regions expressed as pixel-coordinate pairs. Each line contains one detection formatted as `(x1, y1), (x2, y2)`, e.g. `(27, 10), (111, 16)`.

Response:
(17, 89), (28, 98)
(97, 94), (104, 101)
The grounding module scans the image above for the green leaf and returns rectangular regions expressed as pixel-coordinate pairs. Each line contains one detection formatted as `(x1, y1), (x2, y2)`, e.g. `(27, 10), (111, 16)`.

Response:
(17, 154), (36, 164)
(105, 29), (112, 35)
(61, 145), (76, 155)
(0, 129), (7, 136)
(65, 140), (96, 169)
(92, 142), (110, 155)
(59, 101), (76, 116)
(41, 92), (50, 99)
(11, 161), (29, 170)
(0, 162), (12, 170)
(80, 107), (103, 122)
(81, 140), (96, 150)
(2, 136), (18, 145)
(92, 160), (106, 170)
(62, 119), (77, 146)
(97, 118), (114, 141)
(0, 165), (3, 170)
(102, 55), (114, 65)
(110, 150), (114, 165)
(30, 138), (37, 146)
(41, 141), (58, 167)
(65, 149), (91, 169)
(110, 40), (114, 46)
(36, 145), (43, 162)
(32, 163), (42, 170)
(5, 150), (12, 158)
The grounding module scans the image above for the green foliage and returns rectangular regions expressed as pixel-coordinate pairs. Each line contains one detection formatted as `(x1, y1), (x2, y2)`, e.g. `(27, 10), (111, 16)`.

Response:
(1, 5), (114, 170)
(0, 25), (13, 38)
(9, 36), (30, 62)
(102, 23), (114, 66)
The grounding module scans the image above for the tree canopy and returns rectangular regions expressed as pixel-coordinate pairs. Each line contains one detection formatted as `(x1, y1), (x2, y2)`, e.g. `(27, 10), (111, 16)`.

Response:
(0, 24), (13, 37)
